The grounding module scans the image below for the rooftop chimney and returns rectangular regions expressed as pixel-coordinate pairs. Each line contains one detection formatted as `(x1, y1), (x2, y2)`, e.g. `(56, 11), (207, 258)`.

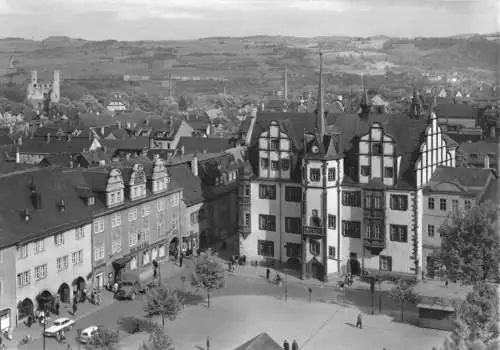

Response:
(180, 145), (185, 156)
(23, 208), (30, 222)
(316, 52), (325, 137)
(192, 153), (199, 177)
(15, 147), (20, 164)
(58, 199), (65, 212)
(46, 133), (51, 143)
(484, 154), (490, 169)
(100, 126), (105, 135)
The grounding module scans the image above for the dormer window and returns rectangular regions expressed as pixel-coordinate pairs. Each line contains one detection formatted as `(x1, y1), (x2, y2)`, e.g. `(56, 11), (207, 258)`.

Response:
(87, 197), (95, 206)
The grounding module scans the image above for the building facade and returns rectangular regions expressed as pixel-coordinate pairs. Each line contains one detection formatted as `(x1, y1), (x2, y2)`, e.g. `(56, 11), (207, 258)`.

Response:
(0, 167), (94, 327)
(422, 167), (495, 276)
(83, 157), (184, 288)
(237, 57), (458, 280)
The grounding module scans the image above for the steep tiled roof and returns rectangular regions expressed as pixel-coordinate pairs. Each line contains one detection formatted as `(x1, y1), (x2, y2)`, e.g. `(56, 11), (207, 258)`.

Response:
(459, 140), (498, 167)
(246, 111), (429, 188)
(177, 136), (232, 155)
(234, 332), (282, 350)
(480, 177), (499, 204)
(19, 139), (94, 154)
(41, 155), (73, 167)
(0, 135), (12, 146)
(101, 137), (149, 151)
(167, 153), (239, 206)
(436, 104), (477, 119)
(0, 167), (93, 249)
(239, 117), (253, 133)
(186, 120), (209, 130)
(429, 167), (493, 188)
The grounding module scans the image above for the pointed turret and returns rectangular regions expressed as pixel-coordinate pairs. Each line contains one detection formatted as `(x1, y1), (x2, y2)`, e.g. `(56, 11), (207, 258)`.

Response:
(359, 75), (371, 117)
(316, 52), (325, 137)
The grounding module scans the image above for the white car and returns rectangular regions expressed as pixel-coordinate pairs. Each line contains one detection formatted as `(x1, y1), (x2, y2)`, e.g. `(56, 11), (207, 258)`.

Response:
(43, 317), (75, 337)
(79, 325), (101, 344)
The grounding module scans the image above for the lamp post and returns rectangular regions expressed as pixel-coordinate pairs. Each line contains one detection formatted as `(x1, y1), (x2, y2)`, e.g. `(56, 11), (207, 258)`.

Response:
(42, 305), (48, 350)
(283, 268), (288, 302)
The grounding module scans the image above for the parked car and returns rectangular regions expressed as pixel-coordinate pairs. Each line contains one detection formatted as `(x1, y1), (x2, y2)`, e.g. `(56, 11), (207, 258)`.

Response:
(79, 325), (101, 344)
(43, 317), (75, 337)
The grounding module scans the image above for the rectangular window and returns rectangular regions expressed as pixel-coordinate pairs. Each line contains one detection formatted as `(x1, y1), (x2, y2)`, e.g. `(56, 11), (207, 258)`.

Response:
(259, 215), (276, 231)
(309, 168), (321, 182)
(285, 186), (301, 202)
(75, 226), (85, 240)
(281, 159), (290, 171)
(190, 212), (198, 225)
(17, 270), (31, 288)
(360, 165), (370, 176)
(128, 208), (138, 221)
(439, 198), (447, 211)
(157, 198), (165, 212)
(452, 200), (459, 212)
(17, 245), (28, 259)
(54, 233), (64, 246)
(259, 184), (276, 200)
(327, 214), (336, 229)
(257, 240), (274, 257)
(328, 246), (336, 259)
(34, 239), (45, 254)
(342, 221), (361, 238)
(428, 225), (435, 237)
(286, 243), (301, 258)
(57, 256), (68, 272)
(364, 191), (383, 209)
(365, 222), (383, 240)
(380, 256), (392, 272)
(72, 250), (83, 265)
(328, 168), (336, 181)
(390, 195), (408, 211)
(464, 200), (472, 210)
(342, 191), (361, 207)
(141, 204), (151, 217)
(260, 158), (269, 169)
(390, 225), (408, 242)
(285, 217), (301, 234)
(129, 225), (138, 246)
(34, 264), (48, 281)
(428, 197), (434, 210)
(111, 213), (122, 228)
(372, 143), (383, 155)
(384, 167), (394, 178)
(244, 213), (251, 226)
(94, 246), (105, 260)
(93, 218), (104, 233)
(270, 139), (279, 150)
(271, 160), (279, 170)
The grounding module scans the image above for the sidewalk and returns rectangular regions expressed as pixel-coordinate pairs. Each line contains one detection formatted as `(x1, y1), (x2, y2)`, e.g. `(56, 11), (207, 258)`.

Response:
(8, 259), (183, 349)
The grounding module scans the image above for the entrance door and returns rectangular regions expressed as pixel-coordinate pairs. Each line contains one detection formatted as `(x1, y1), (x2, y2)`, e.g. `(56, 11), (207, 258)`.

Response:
(130, 257), (137, 270)
(95, 273), (104, 289)
(151, 248), (158, 261)
(158, 245), (165, 258)
(0, 309), (10, 331)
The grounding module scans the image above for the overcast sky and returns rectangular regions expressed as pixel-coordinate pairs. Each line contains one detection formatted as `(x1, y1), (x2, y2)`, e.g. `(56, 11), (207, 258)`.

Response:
(0, 0), (498, 40)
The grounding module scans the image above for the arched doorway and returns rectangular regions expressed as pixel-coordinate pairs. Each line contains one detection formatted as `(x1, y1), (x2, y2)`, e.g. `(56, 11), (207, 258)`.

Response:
(169, 237), (179, 257)
(73, 277), (86, 292)
(17, 298), (33, 320)
(310, 260), (324, 281)
(348, 258), (361, 276)
(58, 283), (71, 303)
(36, 290), (54, 311)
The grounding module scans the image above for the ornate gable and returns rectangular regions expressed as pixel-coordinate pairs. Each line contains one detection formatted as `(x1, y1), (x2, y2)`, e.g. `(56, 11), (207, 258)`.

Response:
(151, 158), (170, 193)
(105, 168), (124, 207)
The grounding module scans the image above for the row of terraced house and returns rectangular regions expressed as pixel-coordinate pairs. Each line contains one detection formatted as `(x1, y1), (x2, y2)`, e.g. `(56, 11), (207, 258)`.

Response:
(0, 151), (239, 332)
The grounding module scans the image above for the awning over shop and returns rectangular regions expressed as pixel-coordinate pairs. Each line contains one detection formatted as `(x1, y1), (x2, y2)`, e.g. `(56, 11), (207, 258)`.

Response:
(112, 256), (132, 268)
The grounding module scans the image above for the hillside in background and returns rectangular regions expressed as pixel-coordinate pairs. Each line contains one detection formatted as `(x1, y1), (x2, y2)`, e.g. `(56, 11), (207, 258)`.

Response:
(0, 34), (498, 101)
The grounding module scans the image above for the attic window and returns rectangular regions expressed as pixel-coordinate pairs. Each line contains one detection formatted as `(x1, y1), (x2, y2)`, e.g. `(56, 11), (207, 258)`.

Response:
(23, 208), (30, 222)
(371, 143), (383, 155)
(470, 153), (478, 159)
(87, 196), (95, 206)
(58, 200), (65, 212)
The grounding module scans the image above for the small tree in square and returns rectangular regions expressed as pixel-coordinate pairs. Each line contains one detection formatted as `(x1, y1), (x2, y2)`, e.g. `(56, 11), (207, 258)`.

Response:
(144, 286), (183, 327)
(138, 325), (175, 350)
(389, 278), (418, 322)
(190, 254), (226, 308)
(86, 327), (120, 350)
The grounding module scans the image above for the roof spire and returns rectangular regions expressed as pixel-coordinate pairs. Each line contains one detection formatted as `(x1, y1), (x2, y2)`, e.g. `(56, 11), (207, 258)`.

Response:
(317, 52), (325, 137)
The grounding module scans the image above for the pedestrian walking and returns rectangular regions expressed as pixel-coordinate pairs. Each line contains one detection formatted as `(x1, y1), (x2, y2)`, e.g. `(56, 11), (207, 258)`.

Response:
(356, 312), (363, 329)
(445, 280), (449, 288)
(72, 302), (77, 316)
(266, 268), (270, 281)
(179, 253), (184, 268)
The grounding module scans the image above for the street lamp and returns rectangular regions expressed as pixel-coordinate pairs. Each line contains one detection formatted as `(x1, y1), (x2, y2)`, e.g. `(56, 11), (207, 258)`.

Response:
(283, 268), (288, 302)
(42, 305), (48, 350)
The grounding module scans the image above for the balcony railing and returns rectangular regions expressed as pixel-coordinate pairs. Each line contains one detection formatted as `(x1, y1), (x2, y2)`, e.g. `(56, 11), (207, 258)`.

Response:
(363, 209), (384, 218)
(303, 226), (324, 237)
(363, 237), (386, 250)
